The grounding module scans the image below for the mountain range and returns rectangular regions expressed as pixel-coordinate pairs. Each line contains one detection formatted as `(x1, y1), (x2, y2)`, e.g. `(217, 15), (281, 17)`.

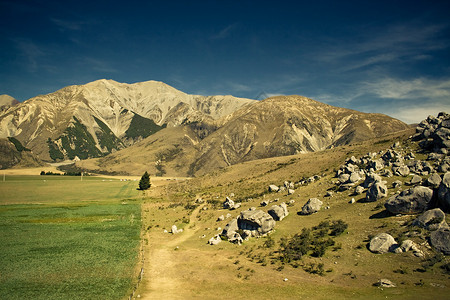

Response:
(0, 79), (411, 175)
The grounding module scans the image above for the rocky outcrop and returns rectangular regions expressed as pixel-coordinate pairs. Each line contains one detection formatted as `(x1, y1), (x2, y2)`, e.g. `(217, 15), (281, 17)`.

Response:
(413, 112), (450, 152)
(238, 209), (276, 237)
(384, 186), (434, 215)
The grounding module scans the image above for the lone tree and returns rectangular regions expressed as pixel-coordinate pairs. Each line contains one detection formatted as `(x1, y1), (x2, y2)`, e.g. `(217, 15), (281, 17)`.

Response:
(138, 171), (151, 190)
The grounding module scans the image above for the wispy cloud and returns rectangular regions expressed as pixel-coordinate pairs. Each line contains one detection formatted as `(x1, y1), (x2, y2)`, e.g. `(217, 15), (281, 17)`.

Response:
(83, 57), (118, 73)
(13, 38), (46, 72)
(50, 18), (92, 32)
(362, 77), (450, 100)
(211, 23), (239, 40)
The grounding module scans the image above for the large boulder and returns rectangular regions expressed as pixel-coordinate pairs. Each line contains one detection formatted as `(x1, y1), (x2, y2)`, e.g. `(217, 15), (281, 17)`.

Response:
(238, 209), (275, 236)
(268, 203), (289, 221)
(426, 172), (442, 189)
(430, 228), (450, 255)
(384, 186), (434, 215)
(412, 208), (448, 231)
(369, 233), (398, 254)
(300, 198), (323, 215)
(221, 218), (239, 240)
(365, 181), (388, 202)
(438, 172), (450, 212)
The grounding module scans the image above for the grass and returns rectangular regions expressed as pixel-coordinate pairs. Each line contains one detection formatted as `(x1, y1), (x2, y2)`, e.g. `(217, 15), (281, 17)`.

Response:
(0, 176), (142, 300)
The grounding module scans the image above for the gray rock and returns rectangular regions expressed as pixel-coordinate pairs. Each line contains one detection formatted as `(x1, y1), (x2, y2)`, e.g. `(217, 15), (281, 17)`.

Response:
(260, 200), (269, 207)
(410, 174), (422, 185)
(363, 173), (382, 188)
(400, 240), (415, 252)
(208, 235), (222, 245)
(369, 233), (398, 254)
(228, 232), (243, 245)
(430, 228), (450, 255)
(426, 173), (442, 188)
(374, 279), (396, 288)
(268, 203), (289, 221)
(392, 180), (402, 188)
(349, 172), (362, 183)
(238, 209), (275, 236)
(268, 185), (280, 192)
(300, 198), (323, 215)
(393, 165), (410, 177)
(338, 173), (350, 184)
(369, 158), (385, 171)
(288, 189), (295, 195)
(171, 225), (182, 234)
(413, 208), (448, 231)
(288, 199), (295, 206)
(385, 186), (434, 214)
(365, 181), (388, 202)
(438, 172), (450, 212)
(223, 197), (235, 209)
(221, 218), (239, 240)
(217, 215), (225, 221)
(355, 186), (365, 195)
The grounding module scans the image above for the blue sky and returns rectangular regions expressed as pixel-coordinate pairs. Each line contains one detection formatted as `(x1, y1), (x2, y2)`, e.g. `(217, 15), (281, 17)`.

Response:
(1, 0), (449, 123)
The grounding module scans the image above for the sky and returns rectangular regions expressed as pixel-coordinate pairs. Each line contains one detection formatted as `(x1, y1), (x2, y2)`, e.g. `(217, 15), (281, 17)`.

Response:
(1, 0), (449, 124)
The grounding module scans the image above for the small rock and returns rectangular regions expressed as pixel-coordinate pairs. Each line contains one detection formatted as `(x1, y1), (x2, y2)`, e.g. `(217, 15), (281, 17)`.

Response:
(349, 198), (355, 204)
(369, 233), (398, 254)
(374, 279), (396, 288)
(300, 198), (323, 215)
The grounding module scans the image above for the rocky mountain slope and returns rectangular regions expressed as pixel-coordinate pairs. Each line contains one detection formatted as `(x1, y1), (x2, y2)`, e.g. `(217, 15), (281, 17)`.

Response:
(0, 80), (255, 161)
(76, 95), (410, 177)
(0, 95), (19, 114)
(0, 137), (42, 169)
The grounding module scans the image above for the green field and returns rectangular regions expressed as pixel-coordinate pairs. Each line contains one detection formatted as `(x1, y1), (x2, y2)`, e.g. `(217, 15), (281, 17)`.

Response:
(0, 176), (142, 300)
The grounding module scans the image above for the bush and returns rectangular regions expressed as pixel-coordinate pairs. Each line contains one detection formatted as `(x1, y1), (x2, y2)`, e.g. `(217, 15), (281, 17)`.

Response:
(138, 171), (151, 190)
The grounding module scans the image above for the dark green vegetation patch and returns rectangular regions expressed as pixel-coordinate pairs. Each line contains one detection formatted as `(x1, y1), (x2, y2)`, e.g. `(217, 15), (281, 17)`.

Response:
(7, 137), (30, 152)
(60, 117), (103, 159)
(93, 116), (124, 152)
(125, 113), (166, 140)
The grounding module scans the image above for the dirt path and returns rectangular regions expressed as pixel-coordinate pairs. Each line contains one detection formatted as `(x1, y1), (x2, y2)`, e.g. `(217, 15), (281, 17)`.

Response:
(138, 204), (205, 299)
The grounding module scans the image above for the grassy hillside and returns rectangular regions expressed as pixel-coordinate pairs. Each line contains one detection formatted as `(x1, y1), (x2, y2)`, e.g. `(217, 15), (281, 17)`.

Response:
(135, 127), (450, 299)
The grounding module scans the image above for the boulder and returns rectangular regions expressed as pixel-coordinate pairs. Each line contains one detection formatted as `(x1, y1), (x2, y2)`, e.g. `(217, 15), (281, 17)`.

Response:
(300, 198), (323, 215)
(392, 180), (402, 188)
(369, 158), (385, 171)
(217, 215), (225, 221)
(260, 200), (269, 207)
(223, 197), (235, 209)
(430, 228), (450, 255)
(438, 172), (450, 212)
(426, 173), (442, 188)
(374, 279), (396, 288)
(365, 181), (388, 202)
(410, 174), (422, 185)
(400, 240), (415, 252)
(413, 208), (448, 231)
(349, 172), (362, 183)
(228, 232), (243, 245)
(393, 165), (410, 177)
(355, 185), (365, 195)
(384, 186), (434, 214)
(208, 235), (222, 245)
(171, 225), (183, 234)
(269, 185), (280, 192)
(287, 189), (295, 195)
(221, 218), (239, 240)
(268, 203), (289, 221)
(238, 209), (275, 236)
(338, 173), (350, 184)
(363, 173), (382, 188)
(369, 233), (398, 254)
